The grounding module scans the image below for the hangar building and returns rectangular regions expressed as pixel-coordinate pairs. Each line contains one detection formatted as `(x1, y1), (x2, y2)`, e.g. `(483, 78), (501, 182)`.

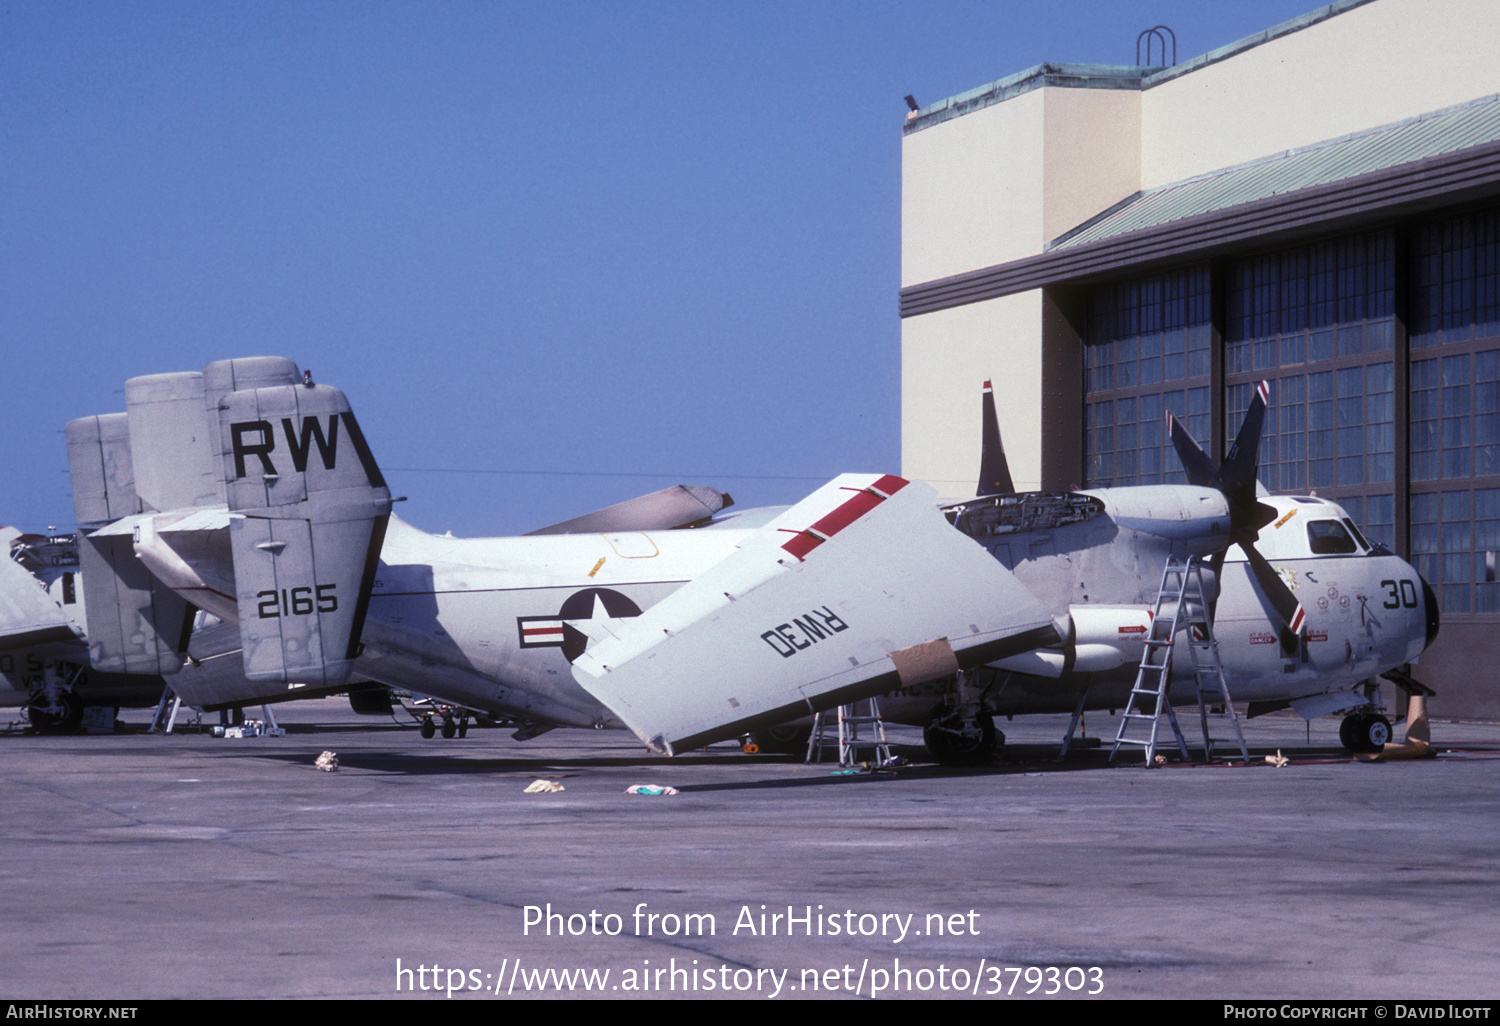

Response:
(900, 0), (1500, 716)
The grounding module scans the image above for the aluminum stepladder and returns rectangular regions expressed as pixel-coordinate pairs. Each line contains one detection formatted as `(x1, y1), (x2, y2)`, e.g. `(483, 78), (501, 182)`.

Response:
(806, 697), (892, 767)
(1110, 554), (1248, 765)
(149, 683), (183, 734)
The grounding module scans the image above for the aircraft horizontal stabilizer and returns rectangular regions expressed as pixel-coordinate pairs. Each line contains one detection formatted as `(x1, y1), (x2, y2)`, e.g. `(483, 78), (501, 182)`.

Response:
(570, 473), (1058, 754)
(167, 617), (347, 711)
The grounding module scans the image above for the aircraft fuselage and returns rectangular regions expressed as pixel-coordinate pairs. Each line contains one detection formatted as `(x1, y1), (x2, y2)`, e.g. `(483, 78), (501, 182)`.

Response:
(343, 489), (1435, 732)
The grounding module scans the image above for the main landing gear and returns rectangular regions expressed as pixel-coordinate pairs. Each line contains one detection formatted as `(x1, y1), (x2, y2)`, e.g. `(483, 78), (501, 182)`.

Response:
(745, 722), (813, 756)
(27, 690), (83, 733)
(921, 669), (1005, 766)
(922, 708), (1000, 766)
(413, 703), (471, 739)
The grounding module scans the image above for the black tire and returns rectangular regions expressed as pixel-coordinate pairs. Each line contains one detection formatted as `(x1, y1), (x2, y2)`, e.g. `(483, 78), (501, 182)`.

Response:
(27, 692), (83, 733)
(923, 709), (996, 766)
(1339, 714), (1357, 750)
(1340, 712), (1392, 753)
(420, 717), (436, 739)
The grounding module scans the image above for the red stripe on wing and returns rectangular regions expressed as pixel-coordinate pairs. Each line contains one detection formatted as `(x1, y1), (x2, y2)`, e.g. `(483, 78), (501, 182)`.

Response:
(782, 475), (908, 561)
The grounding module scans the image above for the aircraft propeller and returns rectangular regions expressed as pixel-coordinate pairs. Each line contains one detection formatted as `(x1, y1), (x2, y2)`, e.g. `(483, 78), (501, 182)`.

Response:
(1166, 381), (1307, 640)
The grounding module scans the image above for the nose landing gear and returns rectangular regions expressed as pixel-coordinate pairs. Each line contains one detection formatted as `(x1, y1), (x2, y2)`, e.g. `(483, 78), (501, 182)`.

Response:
(1338, 711), (1392, 753)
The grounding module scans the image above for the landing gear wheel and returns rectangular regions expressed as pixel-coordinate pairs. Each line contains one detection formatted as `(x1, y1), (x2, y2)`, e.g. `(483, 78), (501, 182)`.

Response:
(922, 709), (996, 766)
(441, 716), (457, 739)
(1340, 712), (1392, 753)
(27, 692), (83, 733)
(420, 717), (436, 739)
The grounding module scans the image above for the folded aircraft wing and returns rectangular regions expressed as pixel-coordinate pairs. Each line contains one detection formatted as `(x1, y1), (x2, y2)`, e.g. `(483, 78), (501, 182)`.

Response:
(570, 473), (1058, 754)
(0, 547), (80, 652)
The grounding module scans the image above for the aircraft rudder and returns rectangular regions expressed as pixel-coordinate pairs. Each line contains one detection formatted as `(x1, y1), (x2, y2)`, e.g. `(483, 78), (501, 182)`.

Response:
(214, 368), (391, 687)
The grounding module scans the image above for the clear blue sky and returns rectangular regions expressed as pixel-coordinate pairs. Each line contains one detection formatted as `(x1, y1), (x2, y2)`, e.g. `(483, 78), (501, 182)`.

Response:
(1, 0), (1320, 537)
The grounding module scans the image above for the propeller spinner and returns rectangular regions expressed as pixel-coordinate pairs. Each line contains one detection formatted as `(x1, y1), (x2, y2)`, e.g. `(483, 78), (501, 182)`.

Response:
(1166, 381), (1307, 640)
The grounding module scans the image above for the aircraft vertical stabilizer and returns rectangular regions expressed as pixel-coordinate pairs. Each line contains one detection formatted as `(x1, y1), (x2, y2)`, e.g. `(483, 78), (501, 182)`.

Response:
(74, 534), (192, 675)
(125, 371), (222, 513)
(67, 413), (142, 524)
(212, 364), (391, 687)
(66, 412), (192, 674)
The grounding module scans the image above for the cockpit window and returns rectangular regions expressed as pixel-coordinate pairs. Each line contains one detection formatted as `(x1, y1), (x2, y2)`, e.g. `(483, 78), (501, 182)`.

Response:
(1307, 520), (1358, 554)
(1341, 518), (1370, 552)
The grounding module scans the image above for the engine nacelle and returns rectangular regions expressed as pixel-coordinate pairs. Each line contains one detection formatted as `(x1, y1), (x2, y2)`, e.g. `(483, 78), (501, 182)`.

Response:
(1087, 485), (1230, 556)
(991, 604), (1154, 678)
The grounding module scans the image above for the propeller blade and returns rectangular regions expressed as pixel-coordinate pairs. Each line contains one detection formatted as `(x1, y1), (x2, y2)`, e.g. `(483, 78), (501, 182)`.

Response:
(1243, 541), (1306, 635)
(1169, 381), (1304, 641)
(1167, 411), (1219, 487)
(1218, 380), (1269, 503)
(977, 379), (1014, 495)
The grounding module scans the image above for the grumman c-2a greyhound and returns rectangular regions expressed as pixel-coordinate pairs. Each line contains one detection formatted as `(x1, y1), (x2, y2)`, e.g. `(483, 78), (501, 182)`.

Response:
(64, 357), (1437, 762)
(841, 380), (1440, 761)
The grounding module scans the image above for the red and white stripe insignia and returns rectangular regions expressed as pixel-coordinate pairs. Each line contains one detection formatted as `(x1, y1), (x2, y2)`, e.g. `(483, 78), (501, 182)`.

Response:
(518, 617), (566, 647)
(1289, 605), (1306, 634)
(782, 474), (909, 561)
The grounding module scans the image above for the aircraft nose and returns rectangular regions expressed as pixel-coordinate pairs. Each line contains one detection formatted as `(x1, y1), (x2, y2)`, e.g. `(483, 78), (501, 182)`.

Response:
(1420, 573), (1440, 650)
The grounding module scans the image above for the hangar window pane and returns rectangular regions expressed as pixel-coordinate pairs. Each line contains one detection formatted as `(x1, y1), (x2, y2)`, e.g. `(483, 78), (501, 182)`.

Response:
(1477, 489), (1500, 613)
(1357, 494), (1394, 553)
(1413, 488), (1480, 615)
(1410, 351), (1500, 483)
(1408, 204), (1500, 624)
(1414, 209), (1500, 347)
(1228, 233), (1392, 374)
(1225, 230), (1395, 525)
(1084, 266), (1211, 487)
(1444, 491), (1474, 614)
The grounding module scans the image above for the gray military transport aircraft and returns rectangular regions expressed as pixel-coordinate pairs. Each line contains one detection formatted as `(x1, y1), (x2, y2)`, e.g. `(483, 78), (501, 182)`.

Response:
(58, 357), (1437, 762)
(0, 526), (389, 730)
